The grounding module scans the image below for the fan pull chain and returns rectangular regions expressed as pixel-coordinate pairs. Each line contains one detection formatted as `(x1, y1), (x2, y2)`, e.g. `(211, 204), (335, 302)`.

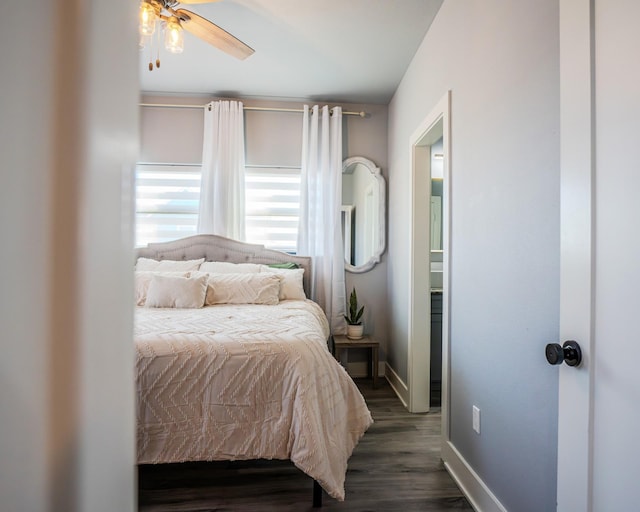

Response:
(148, 20), (161, 71)
(155, 24), (161, 69)
(148, 28), (154, 71)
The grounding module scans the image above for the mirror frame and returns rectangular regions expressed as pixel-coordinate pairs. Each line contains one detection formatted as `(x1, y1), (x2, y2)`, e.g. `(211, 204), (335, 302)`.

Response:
(342, 156), (386, 273)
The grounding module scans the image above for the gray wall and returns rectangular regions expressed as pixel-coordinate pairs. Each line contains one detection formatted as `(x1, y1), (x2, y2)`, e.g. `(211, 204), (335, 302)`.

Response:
(387, 1), (559, 511)
(140, 95), (389, 365)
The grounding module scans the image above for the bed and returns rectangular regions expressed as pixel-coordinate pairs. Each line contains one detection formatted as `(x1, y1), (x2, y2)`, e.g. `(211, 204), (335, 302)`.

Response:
(134, 234), (373, 504)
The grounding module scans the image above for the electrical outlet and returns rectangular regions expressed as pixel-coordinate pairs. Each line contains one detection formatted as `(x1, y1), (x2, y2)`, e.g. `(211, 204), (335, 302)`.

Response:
(473, 405), (480, 434)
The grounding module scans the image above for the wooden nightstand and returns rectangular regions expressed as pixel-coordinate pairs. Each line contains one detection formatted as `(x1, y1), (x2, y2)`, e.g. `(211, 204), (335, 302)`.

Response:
(332, 334), (379, 388)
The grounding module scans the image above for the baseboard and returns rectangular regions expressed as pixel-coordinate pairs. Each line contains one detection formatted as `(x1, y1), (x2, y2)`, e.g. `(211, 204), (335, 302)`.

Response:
(441, 441), (507, 512)
(346, 361), (386, 378)
(384, 364), (409, 409)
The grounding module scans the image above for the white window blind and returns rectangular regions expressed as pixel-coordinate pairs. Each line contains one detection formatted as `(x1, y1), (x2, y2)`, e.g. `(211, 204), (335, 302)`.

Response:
(135, 163), (201, 247)
(244, 166), (300, 253)
(134, 163), (300, 251)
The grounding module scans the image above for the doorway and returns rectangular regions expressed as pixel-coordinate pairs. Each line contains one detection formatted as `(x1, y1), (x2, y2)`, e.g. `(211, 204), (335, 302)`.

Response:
(429, 136), (444, 407)
(408, 91), (451, 417)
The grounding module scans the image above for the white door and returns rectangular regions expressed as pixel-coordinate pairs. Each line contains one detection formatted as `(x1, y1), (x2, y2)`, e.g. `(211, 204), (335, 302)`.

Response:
(558, 1), (640, 510)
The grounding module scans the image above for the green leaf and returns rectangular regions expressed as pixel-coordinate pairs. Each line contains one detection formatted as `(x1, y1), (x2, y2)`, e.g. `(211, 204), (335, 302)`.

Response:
(344, 287), (364, 325)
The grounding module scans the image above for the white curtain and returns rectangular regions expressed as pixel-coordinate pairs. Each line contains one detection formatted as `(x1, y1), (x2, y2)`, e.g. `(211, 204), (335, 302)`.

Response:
(298, 105), (346, 334)
(197, 100), (246, 240)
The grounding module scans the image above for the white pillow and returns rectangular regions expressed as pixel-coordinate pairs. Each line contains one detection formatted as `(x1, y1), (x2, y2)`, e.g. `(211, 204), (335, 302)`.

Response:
(144, 274), (208, 309)
(135, 257), (204, 271)
(134, 271), (190, 306)
(259, 265), (306, 301)
(199, 261), (262, 274)
(197, 272), (281, 305)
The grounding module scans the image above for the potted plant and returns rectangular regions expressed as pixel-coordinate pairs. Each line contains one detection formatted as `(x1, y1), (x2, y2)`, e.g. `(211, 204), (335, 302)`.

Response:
(344, 287), (365, 339)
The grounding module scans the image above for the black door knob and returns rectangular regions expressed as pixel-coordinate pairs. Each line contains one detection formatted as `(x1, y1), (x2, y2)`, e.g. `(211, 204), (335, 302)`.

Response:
(545, 340), (582, 367)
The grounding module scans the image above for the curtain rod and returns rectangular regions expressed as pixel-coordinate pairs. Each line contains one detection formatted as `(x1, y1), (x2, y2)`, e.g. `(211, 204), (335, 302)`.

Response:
(139, 102), (367, 117)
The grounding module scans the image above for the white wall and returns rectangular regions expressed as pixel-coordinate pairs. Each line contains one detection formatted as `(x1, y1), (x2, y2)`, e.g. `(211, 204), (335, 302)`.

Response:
(140, 95), (389, 367)
(0, 1), (137, 510)
(387, 1), (559, 510)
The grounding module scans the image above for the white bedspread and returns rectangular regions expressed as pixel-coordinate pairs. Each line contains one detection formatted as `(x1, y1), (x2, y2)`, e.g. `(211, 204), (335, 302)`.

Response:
(135, 300), (373, 500)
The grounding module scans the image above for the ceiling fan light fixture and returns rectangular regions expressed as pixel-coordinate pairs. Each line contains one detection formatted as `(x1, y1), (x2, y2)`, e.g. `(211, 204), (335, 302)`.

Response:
(139, 1), (158, 36)
(139, 0), (253, 71)
(164, 17), (184, 54)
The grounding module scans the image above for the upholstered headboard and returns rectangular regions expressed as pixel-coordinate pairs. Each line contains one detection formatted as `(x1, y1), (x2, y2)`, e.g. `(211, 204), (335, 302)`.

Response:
(135, 234), (313, 297)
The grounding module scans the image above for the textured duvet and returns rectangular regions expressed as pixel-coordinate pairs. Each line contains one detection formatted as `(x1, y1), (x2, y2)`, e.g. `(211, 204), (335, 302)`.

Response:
(135, 300), (373, 500)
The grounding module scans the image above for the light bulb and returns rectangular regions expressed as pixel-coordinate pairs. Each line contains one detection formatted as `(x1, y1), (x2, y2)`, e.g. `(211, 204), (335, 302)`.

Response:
(139, 2), (157, 36)
(165, 17), (184, 54)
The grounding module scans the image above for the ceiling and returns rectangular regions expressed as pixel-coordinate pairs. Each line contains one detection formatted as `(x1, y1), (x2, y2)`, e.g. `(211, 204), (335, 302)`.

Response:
(139, 0), (443, 104)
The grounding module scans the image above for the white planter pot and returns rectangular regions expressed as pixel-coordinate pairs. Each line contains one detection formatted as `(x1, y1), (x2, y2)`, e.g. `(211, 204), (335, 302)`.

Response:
(346, 324), (364, 339)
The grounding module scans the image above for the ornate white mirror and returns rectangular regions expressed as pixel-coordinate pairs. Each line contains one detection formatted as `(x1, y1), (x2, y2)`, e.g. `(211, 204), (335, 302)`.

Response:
(341, 156), (386, 273)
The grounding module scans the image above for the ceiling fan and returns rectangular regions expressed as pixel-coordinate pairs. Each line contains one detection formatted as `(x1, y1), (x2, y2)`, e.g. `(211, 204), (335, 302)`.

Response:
(139, 0), (254, 70)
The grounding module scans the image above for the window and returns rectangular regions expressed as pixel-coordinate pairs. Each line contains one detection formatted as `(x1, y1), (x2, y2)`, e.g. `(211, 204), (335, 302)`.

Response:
(244, 165), (301, 253)
(135, 163), (300, 252)
(135, 164), (201, 247)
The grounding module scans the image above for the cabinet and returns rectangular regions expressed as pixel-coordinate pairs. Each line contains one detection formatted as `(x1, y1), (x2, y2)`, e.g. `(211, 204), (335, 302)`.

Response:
(430, 292), (442, 406)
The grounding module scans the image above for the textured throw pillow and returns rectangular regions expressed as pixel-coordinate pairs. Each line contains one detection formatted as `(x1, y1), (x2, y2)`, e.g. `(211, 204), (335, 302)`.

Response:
(197, 272), (282, 305)
(134, 271), (190, 306)
(135, 257), (204, 271)
(259, 265), (306, 301)
(144, 274), (208, 309)
(199, 261), (263, 274)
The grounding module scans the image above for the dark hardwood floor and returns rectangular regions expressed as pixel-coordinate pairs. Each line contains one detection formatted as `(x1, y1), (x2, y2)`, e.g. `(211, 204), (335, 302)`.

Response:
(138, 379), (473, 511)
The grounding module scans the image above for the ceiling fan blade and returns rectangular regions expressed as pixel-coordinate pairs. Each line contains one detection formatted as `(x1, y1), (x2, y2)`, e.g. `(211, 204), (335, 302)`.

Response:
(176, 8), (254, 60)
(177, 0), (221, 4)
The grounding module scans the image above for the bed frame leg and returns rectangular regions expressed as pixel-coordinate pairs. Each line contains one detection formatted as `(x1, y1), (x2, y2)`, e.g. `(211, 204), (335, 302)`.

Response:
(312, 480), (322, 508)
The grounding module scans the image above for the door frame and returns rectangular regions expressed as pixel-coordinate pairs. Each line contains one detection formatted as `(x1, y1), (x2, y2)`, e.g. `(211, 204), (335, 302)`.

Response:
(407, 91), (451, 416)
(557, 0), (595, 509)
